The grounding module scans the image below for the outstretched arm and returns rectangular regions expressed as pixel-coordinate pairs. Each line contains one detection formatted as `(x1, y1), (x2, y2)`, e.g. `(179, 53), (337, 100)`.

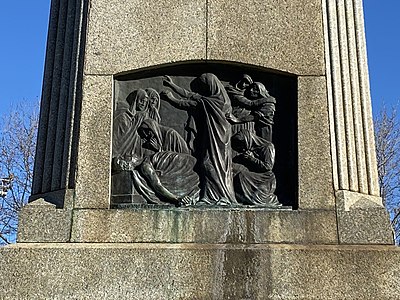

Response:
(160, 90), (198, 108)
(163, 75), (194, 98)
(234, 95), (270, 109)
(140, 159), (180, 204)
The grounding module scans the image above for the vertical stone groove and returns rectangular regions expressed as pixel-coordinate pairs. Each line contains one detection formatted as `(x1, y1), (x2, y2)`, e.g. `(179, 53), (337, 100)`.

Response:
(61, 0), (86, 190)
(323, 0), (380, 196)
(67, 0), (89, 191)
(42, 0), (69, 192)
(326, 0), (349, 190)
(51, 0), (77, 190)
(322, 0), (339, 191)
(32, 0), (61, 195)
(353, 0), (380, 196)
(345, 0), (368, 193)
(337, 0), (358, 191)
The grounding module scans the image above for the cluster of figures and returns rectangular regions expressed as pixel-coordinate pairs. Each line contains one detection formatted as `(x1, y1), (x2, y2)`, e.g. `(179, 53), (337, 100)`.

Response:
(112, 73), (281, 207)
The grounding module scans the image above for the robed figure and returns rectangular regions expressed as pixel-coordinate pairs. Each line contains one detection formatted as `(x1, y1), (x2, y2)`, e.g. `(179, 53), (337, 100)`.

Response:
(162, 73), (237, 205)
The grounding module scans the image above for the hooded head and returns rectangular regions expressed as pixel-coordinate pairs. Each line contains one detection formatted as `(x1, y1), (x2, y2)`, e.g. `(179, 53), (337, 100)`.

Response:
(126, 89), (149, 113)
(138, 118), (162, 151)
(145, 88), (161, 123)
(235, 74), (253, 90)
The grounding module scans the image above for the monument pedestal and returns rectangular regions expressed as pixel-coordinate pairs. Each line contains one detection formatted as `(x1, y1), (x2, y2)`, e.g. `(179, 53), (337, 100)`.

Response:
(2, 0), (398, 298)
(1, 243), (399, 299)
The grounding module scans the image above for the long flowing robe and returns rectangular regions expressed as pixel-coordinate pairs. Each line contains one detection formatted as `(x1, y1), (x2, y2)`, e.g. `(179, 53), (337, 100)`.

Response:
(132, 151), (199, 204)
(232, 130), (279, 206)
(192, 73), (237, 205)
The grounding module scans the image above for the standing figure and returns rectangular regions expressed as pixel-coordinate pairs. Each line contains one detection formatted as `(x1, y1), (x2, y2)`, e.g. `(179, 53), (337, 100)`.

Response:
(162, 73), (237, 205)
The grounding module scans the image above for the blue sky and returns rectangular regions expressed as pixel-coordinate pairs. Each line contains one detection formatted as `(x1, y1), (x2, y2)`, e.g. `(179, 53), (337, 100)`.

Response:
(0, 1), (399, 116)
(364, 0), (400, 108)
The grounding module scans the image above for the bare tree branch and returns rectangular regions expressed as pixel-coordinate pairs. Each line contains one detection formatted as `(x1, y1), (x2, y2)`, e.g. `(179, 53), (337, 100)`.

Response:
(374, 103), (400, 245)
(0, 101), (38, 246)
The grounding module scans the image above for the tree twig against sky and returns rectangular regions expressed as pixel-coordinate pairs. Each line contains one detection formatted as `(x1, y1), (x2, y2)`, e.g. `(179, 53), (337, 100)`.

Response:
(0, 102), (38, 245)
(374, 104), (400, 244)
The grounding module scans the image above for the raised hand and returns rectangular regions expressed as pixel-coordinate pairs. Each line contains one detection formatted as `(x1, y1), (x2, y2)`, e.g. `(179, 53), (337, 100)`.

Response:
(162, 75), (173, 87)
(160, 90), (174, 101)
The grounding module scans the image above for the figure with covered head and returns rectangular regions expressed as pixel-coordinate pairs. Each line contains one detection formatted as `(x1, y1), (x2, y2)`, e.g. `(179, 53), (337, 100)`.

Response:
(145, 88), (162, 123)
(231, 129), (280, 207)
(225, 74), (255, 134)
(227, 81), (276, 142)
(161, 73), (237, 205)
(112, 89), (149, 159)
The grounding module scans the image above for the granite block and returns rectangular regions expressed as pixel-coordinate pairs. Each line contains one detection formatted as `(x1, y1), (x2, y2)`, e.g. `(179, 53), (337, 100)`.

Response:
(1, 243), (399, 299)
(17, 199), (72, 243)
(336, 190), (393, 244)
(298, 76), (335, 209)
(29, 188), (75, 209)
(71, 208), (338, 244)
(207, 0), (325, 75)
(84, 0), (207, 75)
(74, 75), (113, 209)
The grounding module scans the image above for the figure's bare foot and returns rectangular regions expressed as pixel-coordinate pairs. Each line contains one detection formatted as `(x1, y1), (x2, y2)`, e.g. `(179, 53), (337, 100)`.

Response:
(177, 195), (192, 206)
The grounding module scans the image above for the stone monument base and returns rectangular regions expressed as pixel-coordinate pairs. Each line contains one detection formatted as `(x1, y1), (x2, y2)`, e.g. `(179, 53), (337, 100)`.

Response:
(1, 243), (399, 299)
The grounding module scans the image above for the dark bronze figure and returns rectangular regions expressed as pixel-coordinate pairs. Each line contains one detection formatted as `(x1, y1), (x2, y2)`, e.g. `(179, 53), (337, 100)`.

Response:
(111, 70), (282, 208)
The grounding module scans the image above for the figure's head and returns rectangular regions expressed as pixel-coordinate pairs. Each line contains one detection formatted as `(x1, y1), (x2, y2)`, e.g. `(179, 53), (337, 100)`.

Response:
(145, 88), (160, 109)
(138, 119), (162, 151)
(248, 83), (260, 99)
(231, 129), (252, 153)
(236, 74), (253, 90)
(246, 82), (268, 99)
(194, 73), (221, 97)
(126, 89), (148, 112)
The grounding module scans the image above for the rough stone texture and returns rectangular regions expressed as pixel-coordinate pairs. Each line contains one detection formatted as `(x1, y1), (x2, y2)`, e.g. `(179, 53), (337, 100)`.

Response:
(336, 190), (393, 244)
(323, 0), (380, 195)
(298, 76), (335, 210)
(71, 208), (338, 244)
(84, 0), (207, 75)
(29, 188), (75, 209)
(17, 199), (72, 243)
(353, 0), (380, 196)
(207, 0), (325, 75)
(32, 0), (86, 201)
(74, 75), (113, 208)
(1, 243), (400, 299)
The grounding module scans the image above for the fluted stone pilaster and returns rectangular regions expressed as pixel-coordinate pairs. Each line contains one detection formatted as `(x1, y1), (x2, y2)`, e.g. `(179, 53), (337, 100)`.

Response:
(323, 0), (380, 197)
(31, 0), (88, 207)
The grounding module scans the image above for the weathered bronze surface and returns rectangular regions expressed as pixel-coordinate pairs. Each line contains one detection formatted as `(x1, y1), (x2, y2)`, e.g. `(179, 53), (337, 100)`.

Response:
(112, 63), (297, 208)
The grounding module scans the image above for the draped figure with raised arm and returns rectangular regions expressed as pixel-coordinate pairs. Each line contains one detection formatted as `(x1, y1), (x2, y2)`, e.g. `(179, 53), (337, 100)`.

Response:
(162, 73), (237, 205)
